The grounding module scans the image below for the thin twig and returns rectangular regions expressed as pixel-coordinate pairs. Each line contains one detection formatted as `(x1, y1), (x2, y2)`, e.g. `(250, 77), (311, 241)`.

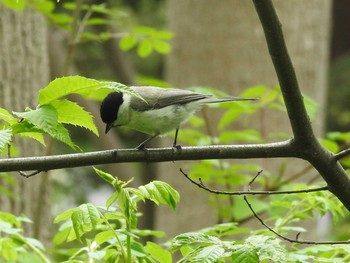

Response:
(243, 195), (350, 245)
(18, 170), (42, 178)
(334, 149), (350, 161)
(180, 168), (328, 195)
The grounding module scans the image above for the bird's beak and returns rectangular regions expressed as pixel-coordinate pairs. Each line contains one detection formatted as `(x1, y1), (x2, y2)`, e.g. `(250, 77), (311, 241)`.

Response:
(105, 123), (114, 134)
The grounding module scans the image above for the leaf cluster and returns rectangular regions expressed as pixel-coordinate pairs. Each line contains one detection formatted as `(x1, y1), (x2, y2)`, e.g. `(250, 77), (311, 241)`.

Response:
(52, 168), (179, 262)
(0, 76), (132, 153)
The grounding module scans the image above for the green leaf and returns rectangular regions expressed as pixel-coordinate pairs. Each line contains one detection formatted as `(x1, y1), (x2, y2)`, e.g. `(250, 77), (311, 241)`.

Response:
(220, 130), (263, 144)
(231, 245), (259, 263)
(94, 167), (116, 185)
(172, 232), (222, 250)
(13, 105), (76, 149)
(72, 203), (100, 240)
(95, 230), (116, 245)
(0, 108), (17, 124)
(54, 207), (77, 223)
(145, 242), (172, 263)
(319, 138), (339, 153)
(1, 0), (25, 10)
(51, 99), (98, 135)
(152, 40), (171, 54)
(119, 35), (138, 51)
(0, 129), (12, 153)
(137, 39), (153, 58)
(1, 238), (17, 261)
(138, 181), (180, 210)
(38, 76), (105, 104)
(184, 245), (226, 263)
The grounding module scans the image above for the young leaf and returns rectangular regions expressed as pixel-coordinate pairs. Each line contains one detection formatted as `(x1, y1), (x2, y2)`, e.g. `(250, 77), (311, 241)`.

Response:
(152, 40), (171, 54)
(191, 245), (226, 263)
(51, 99), (98, 135)
(119, 34), (138, 51)
(13, 105), (76, 149)
(0, 129), (12, 153)
(137, 39), (153, 58)
(145, 242), (172, 263)
(71, 203), (100, 240)
(94, 167), (116, 185)
(231, 245), (259, 263)
(138, 181), (180, 210)
(54, 207), (78, 223)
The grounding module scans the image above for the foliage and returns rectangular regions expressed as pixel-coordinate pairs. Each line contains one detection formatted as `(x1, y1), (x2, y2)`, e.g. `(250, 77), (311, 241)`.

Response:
(0, 76), (135, 153)
(0, 212), (49, 262)
(1, 1), (350, 262)
(52, 168), (179, 262)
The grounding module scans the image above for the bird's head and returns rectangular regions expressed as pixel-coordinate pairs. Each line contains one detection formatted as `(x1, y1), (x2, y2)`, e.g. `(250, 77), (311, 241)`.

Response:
(100, 92), (123, 134)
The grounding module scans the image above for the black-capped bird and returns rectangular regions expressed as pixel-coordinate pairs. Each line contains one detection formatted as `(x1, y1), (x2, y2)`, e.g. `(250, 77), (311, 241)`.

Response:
(100, 86), (255, 149)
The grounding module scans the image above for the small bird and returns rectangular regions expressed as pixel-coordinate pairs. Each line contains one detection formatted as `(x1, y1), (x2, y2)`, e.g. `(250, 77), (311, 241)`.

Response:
(100, 86), (255, 149)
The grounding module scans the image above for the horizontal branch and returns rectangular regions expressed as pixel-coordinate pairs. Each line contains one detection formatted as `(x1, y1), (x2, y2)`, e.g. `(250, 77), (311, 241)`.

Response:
(0, 140), (297, 172)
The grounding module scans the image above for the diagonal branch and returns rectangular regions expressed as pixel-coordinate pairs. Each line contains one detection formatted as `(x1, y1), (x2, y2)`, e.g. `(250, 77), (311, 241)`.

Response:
(251, 0), (350, 212)
(252, 0), (315, 143)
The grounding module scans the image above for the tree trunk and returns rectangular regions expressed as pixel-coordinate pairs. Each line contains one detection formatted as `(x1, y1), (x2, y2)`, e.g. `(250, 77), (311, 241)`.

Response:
(0, 5), (51, 243)
(158, 0), (331, 238)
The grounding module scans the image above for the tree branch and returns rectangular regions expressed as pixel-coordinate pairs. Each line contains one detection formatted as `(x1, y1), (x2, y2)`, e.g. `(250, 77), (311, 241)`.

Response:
(252, 0), (350, 212)
(0, 140), (295, 172)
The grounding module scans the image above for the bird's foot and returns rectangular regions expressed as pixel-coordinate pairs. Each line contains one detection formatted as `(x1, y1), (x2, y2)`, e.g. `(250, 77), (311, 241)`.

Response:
(172, 143), (182, 151)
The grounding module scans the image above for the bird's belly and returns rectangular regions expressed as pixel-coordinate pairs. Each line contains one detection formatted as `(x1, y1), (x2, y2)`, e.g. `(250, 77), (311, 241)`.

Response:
(127, 105), (195, 135)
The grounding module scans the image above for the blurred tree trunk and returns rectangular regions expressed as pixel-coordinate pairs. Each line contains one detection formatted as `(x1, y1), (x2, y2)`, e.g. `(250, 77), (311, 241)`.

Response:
(0, 6), (51, 243)
(157, 0), (331, 238)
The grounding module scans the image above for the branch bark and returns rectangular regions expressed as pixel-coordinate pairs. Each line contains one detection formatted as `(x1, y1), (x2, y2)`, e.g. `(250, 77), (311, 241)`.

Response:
(0, 140), (295, 172)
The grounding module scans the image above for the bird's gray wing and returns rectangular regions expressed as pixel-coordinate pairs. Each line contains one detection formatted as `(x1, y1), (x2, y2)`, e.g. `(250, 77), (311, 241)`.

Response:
(130, 86), (210, 111)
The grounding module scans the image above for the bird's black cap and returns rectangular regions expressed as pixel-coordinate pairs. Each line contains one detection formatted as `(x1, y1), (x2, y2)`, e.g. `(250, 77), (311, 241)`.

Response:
(100, 92), (123, 134)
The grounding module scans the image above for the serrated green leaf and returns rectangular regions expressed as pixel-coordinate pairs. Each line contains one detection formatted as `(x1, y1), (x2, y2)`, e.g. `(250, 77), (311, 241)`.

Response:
(51, 99), (98, 135)
(13, 105), (76, 149)
(137, 39), (153, 58)
(172, 232), (222, 250)
(231, 245), (259, 263)
(119, 35), (138, 51)
(192, 245), (226, 263)
(38, 76), (105, 104)
(16, 132), (46, 146)
(71, 203), (100, 240)
(145, 242), (172, 263)
(78, 203), (100, 228)
(0, 129), (12, 153)
(138, 181), (180, 210)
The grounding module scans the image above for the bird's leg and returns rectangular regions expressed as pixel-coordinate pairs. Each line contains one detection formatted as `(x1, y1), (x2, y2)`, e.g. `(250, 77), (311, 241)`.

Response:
(136, 132), (159, 150)
(172, 127), (182, 150)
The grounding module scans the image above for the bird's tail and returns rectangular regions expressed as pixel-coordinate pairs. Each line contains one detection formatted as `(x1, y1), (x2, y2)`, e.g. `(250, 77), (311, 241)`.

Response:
(201, 97), (258, 104)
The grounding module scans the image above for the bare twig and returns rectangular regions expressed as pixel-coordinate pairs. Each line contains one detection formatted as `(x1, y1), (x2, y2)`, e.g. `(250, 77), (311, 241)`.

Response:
(18, 170), (43, 178)
(334, 149), (350, 161)
(243, 195), (350, 245)
(180, 168), (328, 195)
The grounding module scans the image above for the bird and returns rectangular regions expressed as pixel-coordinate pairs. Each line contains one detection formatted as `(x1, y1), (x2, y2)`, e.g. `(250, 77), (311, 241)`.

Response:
(100, 86), (256, 149)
